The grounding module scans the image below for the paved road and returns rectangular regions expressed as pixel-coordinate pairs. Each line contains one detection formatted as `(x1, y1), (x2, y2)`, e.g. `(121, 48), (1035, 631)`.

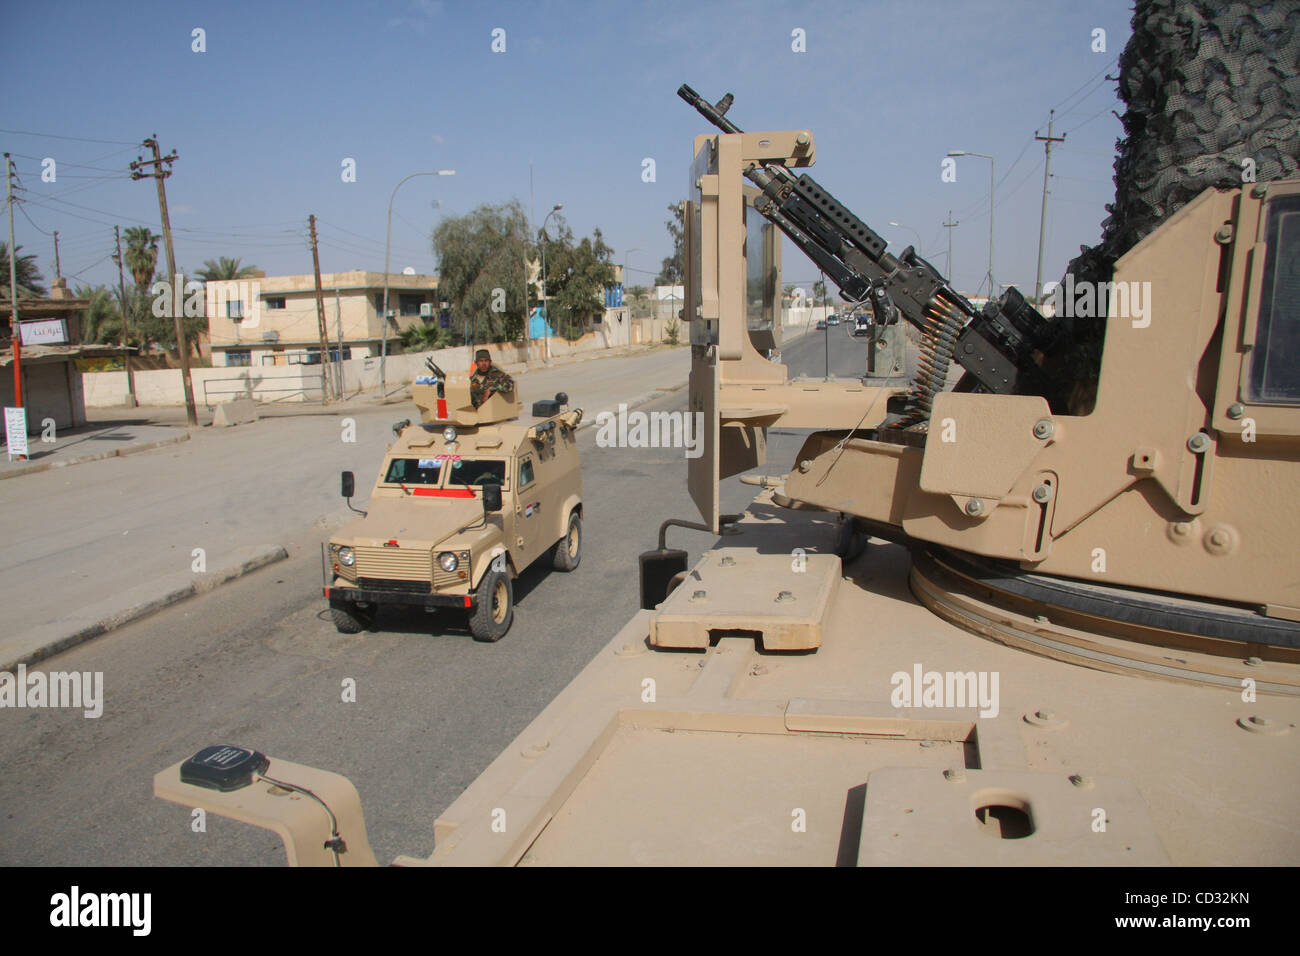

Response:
(0, 391), (809, 866)
(0, 346), (689, 641)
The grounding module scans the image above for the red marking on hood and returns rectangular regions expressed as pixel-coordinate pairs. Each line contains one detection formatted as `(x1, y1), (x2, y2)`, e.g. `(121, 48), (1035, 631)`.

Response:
(413, 487), (475, 498)
(437, 398), (448, 418)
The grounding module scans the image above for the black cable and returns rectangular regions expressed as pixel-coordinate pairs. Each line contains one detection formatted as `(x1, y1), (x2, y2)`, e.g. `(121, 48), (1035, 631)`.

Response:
(256, 773), (345, 866)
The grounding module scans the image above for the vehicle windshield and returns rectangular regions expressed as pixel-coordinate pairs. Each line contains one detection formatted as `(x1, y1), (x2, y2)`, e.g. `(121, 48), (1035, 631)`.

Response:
(383, 458), (443, 484)
(446, 458), (506, 486)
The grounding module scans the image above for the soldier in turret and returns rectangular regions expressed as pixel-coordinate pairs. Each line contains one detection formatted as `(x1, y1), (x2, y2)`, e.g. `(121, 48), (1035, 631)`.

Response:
(469, 349), (514, 408)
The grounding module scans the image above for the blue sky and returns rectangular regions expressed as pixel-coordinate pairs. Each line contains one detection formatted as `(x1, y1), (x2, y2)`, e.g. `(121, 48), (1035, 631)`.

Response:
(2, 0), (1132, 298)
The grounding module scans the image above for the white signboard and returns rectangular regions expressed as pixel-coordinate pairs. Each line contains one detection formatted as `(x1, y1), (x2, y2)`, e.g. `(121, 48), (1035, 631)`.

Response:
(5, 407), (28, 460)
(19, 318), (68, 346)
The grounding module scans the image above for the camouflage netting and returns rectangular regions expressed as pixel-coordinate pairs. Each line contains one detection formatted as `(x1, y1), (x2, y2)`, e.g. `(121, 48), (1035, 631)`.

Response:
(1061, 0), (1300, 408)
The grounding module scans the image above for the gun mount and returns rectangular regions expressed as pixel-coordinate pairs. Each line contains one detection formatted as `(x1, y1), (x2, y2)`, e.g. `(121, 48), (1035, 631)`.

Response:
(680, 84), (1070, 419)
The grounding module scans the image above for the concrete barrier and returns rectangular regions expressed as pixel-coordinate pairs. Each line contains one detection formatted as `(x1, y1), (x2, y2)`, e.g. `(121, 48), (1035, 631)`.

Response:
(212, 397), (259, 427)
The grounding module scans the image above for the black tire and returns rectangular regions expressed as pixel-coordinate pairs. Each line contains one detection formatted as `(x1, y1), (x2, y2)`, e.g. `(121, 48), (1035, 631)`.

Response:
(1061, 0), (1300, 409)
(469, 567), (513, 642)
(552, 511), (582, 571)
(331, 602), (374, 634)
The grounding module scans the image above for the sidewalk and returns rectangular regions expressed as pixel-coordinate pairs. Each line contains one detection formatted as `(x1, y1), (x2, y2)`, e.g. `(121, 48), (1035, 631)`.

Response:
(0, 345), (689, 670)
(0, 419), (190, 480)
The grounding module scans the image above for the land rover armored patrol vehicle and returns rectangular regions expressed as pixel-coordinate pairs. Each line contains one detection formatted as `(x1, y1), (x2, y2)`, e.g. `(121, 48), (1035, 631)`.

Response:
(324, 368), (583, 643)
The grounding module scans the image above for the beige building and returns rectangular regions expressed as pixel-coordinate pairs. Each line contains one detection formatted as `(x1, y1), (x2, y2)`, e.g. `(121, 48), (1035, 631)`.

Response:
(206, 271), (440, 368)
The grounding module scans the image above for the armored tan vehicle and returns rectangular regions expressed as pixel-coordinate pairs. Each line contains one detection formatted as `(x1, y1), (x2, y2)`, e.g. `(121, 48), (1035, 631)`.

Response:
(157, 2), (1300, 868)
(324, 369), (583, 642)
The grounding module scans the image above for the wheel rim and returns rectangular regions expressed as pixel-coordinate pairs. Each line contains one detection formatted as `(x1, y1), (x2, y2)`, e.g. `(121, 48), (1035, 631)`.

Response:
(567, 522), (579, 558)
(492, 579), (508, 624)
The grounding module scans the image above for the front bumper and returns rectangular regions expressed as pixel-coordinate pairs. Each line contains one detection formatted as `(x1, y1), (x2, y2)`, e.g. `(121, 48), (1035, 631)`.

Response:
(325, 585), (474, 609)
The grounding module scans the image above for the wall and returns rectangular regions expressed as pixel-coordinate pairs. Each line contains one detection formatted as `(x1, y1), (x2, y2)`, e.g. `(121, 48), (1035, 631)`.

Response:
(82, 328), (622, 407)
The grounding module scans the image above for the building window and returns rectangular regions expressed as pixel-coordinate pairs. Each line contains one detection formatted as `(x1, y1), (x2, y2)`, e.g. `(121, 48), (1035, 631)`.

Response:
(227, 349), (251, 367)
(265, 296), (286, 310)
(375, 293), (388, 316)
(400, 293), (423, 316)
(227, 300), (244, 320)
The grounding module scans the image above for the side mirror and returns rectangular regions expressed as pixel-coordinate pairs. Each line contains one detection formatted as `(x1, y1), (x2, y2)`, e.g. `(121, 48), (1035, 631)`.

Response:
(482, 483), (503, 514)
(341, 471), (355, 498)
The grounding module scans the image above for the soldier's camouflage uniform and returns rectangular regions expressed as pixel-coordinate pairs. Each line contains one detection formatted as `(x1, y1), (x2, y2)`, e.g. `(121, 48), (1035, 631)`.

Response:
(470, 366), (514, 408)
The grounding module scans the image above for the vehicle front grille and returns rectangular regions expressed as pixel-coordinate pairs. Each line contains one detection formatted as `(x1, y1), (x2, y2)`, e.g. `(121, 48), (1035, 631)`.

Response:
(359, 577), (432, 594)
(353, 546), (431, 582)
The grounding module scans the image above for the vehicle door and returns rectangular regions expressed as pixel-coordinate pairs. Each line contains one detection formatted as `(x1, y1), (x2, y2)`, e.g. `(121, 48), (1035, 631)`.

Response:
(514, 452), (547, 560)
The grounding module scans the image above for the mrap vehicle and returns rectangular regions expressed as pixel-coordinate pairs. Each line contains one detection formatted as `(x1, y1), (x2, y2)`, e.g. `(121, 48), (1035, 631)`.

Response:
(324, 369), (583, 642)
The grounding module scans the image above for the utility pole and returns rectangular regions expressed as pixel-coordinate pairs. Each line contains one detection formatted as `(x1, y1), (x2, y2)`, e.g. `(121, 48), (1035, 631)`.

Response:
(307, 215), (332, 402)
(334, 287), (344, 398)
(130, 137), (196, 426)
(113, 226), (138, 407)
(52, 231), (61, 279)
(942, 211), (958, 283)
(1034, 110), (1066, 303)
(5, 154), (24, 431)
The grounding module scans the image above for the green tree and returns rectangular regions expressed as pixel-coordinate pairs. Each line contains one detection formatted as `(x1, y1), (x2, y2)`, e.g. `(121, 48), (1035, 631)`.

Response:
(398, 322), (449, 352)
(654, 203), (685, 285)
(75, 284), (122, 345)
(0, 242), (48, 299)
(433, 200), (531, 343)
(195, 257), (260, 281)
(121, 227), (161, 353)
(122, 226), (160, 289)
(540, 221), (616, 341)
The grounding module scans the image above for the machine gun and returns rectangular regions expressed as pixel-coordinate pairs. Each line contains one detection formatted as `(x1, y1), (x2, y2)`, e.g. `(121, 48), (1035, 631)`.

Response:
(678, 84), (1071, 419)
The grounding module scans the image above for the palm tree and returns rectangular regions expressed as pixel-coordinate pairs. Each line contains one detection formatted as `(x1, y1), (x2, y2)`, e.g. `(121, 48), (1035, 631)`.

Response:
(122, 226), (161, 290)
(75, 284), (123, 345)
(195, 257), (260, 281)
(0, 242), (48, 299)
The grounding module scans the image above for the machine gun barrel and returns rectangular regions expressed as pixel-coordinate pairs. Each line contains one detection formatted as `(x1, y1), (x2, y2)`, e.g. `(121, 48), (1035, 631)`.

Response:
(678, 85), (743, 135)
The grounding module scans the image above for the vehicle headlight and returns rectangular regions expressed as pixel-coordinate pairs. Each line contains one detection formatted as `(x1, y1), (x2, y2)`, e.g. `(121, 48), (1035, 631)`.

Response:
(443, 426), (457, 443)
(338, 547), (354, 567)
(438, 551), (458, 572)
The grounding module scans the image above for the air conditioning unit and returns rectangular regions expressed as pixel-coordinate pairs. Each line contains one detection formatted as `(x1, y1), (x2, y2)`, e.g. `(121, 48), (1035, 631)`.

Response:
(262, 330), (279, 343)
(419, 302), (434, 318)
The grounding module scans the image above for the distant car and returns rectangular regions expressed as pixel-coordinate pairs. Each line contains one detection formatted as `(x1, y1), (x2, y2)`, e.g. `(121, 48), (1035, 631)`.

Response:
(853, 316), (872, 336)
(816, 320), (827, 330)
(826, 314), (840, 325)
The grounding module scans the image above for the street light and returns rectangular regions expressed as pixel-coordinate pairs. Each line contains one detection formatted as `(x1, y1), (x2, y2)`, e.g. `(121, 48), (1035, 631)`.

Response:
(381, 169), (455, 397)
(947, 150), (995, 296)
(539, 204), (562, 361)
(888, 221), (925, 254)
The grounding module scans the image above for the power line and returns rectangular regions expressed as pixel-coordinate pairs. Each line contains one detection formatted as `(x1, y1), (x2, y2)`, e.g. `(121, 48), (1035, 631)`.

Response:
(16, 202), (53, 235)
(0, 127), (138, 146)
(1050, 56), (1119, 116)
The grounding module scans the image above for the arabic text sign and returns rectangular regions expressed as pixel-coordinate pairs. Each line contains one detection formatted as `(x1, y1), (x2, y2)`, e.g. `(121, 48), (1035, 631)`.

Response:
(19, 319), (68, 346)
(5, 407), (28, 460)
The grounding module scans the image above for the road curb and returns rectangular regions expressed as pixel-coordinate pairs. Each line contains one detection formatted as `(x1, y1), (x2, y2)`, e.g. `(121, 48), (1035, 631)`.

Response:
(0, 544), (289, 672)
(576, 382), (688, 431)
(0, 432), (191, 481)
